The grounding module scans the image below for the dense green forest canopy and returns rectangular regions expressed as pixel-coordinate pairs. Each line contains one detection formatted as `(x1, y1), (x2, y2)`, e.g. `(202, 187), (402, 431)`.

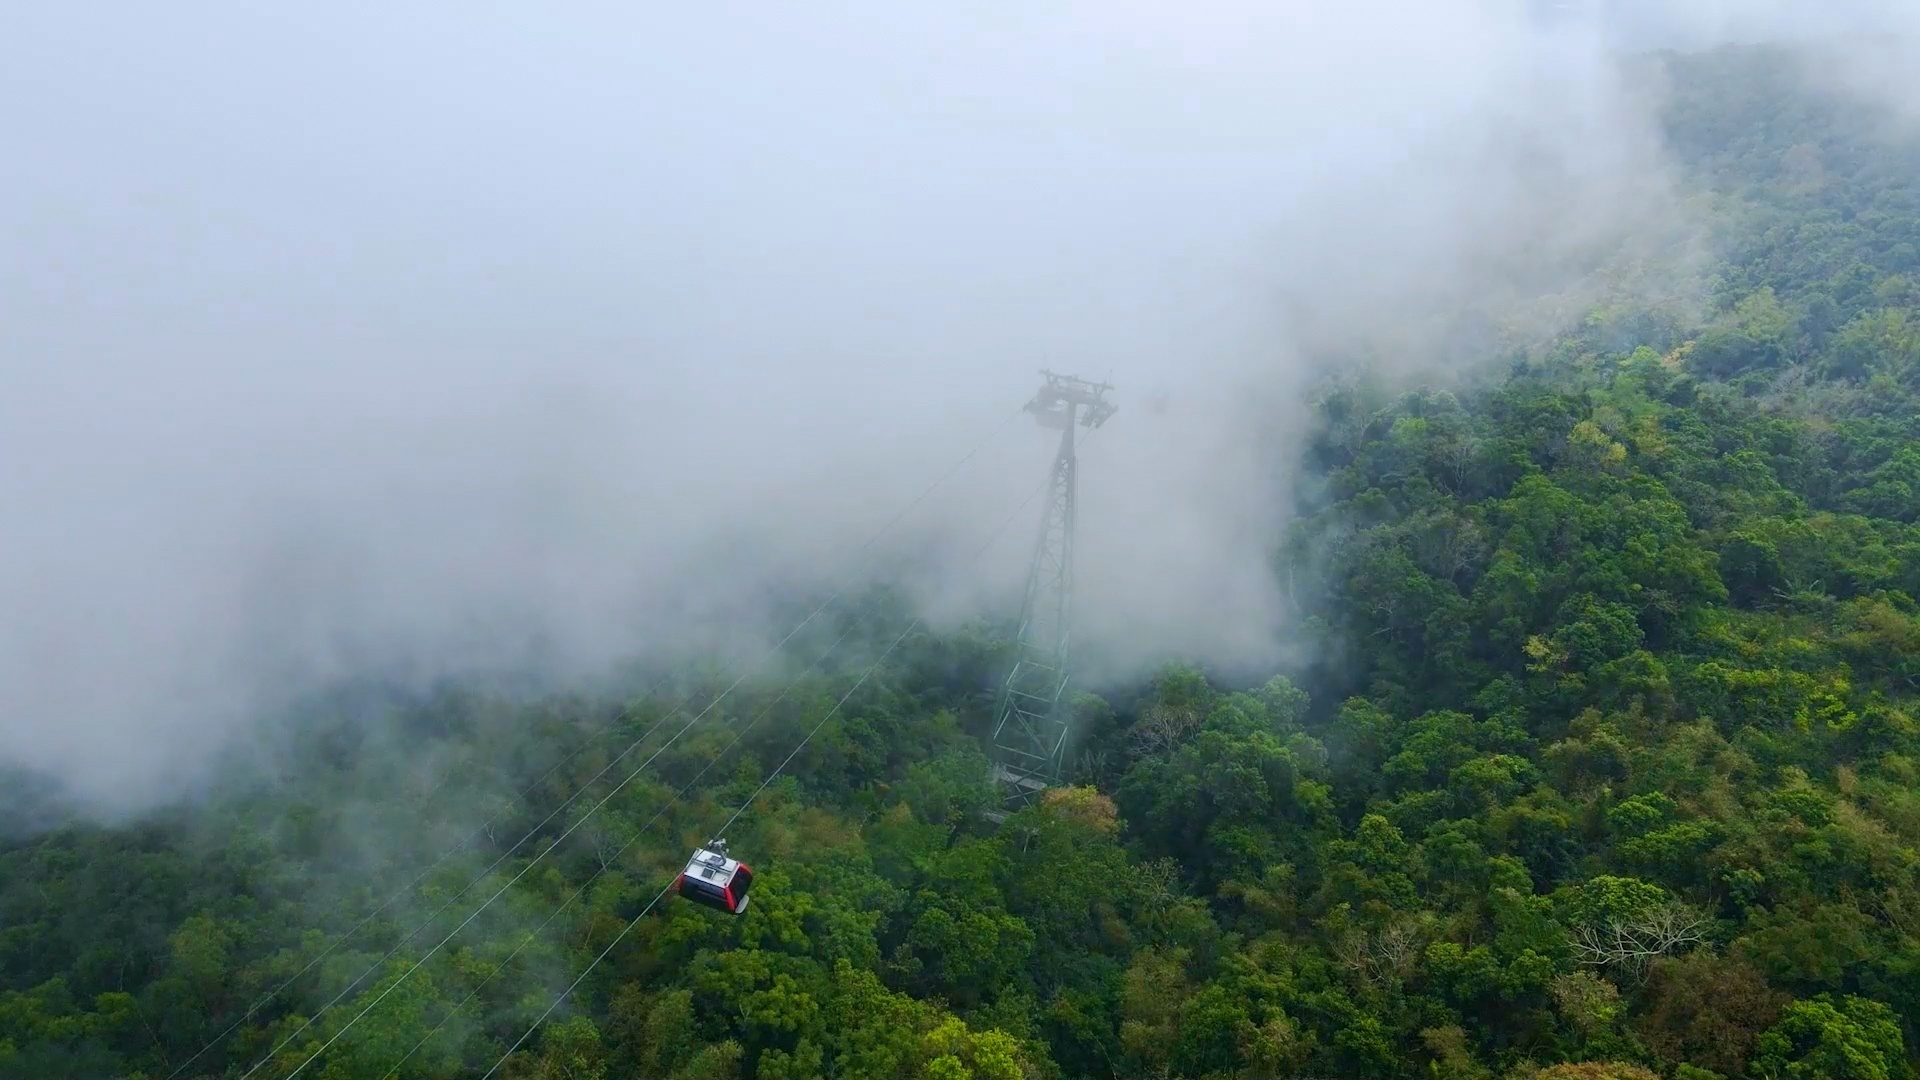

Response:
(6, 44), (1920, 1080)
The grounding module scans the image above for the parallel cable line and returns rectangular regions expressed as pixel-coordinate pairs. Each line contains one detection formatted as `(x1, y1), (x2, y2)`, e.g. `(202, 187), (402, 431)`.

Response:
(273, 584), (857, 1080)
(165, 665), (692, 1080)
(264, 406), (1023, 1079)
(480, 618), (920, 1080)
(477, 433), (1090, 1079)
(236, 700), (691, 1080)
(377, 620), (862, 1079)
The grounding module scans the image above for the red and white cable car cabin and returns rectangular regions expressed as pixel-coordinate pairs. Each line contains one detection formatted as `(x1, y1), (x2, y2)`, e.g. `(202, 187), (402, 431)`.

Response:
(675, 842), (753, 915)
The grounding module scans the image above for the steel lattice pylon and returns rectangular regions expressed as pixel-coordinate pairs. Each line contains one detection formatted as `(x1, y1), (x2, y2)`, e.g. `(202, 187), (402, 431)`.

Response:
(990, 371), (1115, 812)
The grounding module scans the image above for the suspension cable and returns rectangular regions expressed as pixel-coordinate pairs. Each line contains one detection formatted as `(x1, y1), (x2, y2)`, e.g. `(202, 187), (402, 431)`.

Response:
(165, 662), (696, 1080)
(237, 698), (691, 1080)
(477, 430), (1088, 1079)
(377, 620), (860, 1079)
(478, 623), (911, 1080)
(261, 406), (1023, 1079)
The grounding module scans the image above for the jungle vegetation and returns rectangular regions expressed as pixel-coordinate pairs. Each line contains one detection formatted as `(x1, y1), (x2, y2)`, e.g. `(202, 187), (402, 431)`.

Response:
(5, 43), (1920, 1080)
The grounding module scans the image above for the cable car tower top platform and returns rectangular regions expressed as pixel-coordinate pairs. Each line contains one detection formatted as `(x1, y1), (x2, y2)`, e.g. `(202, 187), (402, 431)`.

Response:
(989, 370), (1114, 816)
(1025, 370), (1116, 430)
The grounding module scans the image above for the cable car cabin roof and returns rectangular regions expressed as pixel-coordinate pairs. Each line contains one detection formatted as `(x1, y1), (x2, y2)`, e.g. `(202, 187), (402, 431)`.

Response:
(682, 846), (744, 882)
(676, 845), (754, 914)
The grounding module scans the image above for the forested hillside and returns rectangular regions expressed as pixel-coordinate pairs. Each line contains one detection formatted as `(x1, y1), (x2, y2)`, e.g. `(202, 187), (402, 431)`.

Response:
(5, 44), (1920, 1080)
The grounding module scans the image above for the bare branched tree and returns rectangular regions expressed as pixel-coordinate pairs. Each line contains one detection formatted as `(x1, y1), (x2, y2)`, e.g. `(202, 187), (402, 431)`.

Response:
(1129, 699), (1203, 756)
(1372, 918), (1425, 982)
(1441, 518), (1489, 582)
(1442, 434), (1481, 494)
(1331, 930), (1369, 980)
(589, 825), (625, 873)
(1569, 902), (1706, 982)
(1335, 915), (1431, 988)
(1132, 857), (1185, 937)
(1370, 593), (1400, 638)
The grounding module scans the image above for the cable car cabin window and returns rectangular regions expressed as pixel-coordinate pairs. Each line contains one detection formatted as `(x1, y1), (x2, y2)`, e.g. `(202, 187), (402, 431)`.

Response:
(675, 845), (753, 915)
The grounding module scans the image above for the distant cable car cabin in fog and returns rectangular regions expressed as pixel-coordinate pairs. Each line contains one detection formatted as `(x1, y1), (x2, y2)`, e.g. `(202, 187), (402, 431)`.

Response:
(676, 839), (753, 914)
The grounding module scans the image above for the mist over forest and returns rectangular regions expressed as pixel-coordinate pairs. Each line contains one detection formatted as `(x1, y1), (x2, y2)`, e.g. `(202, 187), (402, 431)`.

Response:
(5, 4), (1920, 1080)
(2, 0), (1904, 814)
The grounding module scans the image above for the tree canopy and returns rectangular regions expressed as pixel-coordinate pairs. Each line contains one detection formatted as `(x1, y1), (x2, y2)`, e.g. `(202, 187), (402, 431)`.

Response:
(5, 42), (1920, 1080)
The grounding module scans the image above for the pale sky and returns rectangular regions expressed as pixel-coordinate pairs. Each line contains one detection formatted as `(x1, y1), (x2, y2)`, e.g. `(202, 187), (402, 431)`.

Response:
(2, 1), (1912, 813)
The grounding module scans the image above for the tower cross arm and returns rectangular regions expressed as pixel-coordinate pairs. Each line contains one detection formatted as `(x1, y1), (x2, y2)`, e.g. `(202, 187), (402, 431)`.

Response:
(1026, 370), (1118, 429)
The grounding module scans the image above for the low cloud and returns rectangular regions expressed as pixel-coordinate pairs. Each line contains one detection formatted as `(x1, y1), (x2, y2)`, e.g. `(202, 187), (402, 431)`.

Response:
(1, 1), (1904, 814)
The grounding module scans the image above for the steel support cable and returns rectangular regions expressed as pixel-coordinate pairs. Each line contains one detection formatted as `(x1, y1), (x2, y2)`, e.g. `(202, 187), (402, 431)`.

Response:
(479, 636), (905, 1080)
(235, 700), (692, 1080)
(478, 433), (1090, 1080)
(710, 425), (1097, 843)
(378, 620), (861, 1080)
(271, 652), (779, 1079)
(164, 664), (694, 1080)
(266, 406), (1022, 1080)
